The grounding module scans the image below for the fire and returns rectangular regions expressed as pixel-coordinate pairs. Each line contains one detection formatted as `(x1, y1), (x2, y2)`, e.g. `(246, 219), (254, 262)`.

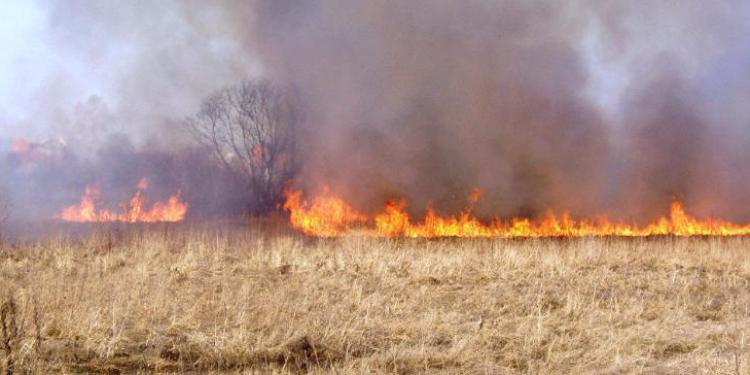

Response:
(60, 178), (188, 223)
(9, 137), (67, 166)
(284, 188), (750, 237)
(283, 187), (367, 236)
(10, 138), (31, 153)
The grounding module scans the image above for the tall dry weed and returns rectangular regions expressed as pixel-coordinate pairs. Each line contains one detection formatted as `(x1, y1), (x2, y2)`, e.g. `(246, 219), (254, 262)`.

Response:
(0, 296), (18, 375)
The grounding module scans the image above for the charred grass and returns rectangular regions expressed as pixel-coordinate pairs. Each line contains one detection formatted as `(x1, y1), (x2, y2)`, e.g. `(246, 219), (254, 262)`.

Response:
(2, 229), (750, 373)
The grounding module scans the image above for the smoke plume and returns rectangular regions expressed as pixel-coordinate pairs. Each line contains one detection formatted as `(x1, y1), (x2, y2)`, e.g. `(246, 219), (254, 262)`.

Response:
(3, 0), (750, 225)
(250, 0), (750, 221)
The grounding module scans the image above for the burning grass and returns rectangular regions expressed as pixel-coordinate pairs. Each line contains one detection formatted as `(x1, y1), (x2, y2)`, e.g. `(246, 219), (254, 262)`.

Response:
(59, 178), (188, 223)
(2, 229), (750, 373)
(284, 188), (750, 238)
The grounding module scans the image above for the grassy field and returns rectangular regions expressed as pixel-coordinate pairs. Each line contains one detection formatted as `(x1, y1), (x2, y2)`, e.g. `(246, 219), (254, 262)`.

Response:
(2, 228), (750, 374)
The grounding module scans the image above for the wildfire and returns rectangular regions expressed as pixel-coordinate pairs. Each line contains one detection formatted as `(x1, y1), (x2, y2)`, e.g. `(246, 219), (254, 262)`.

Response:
(60, 178), (188, 223)
(283, 187), (367, 236)
(283, 188), (750, 237)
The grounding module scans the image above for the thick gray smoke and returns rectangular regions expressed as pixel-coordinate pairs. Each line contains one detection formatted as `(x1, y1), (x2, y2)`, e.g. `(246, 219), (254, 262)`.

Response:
(251, 0), (750, 221)
(3, 0), (750, 224)
(253, 1), (610, 219)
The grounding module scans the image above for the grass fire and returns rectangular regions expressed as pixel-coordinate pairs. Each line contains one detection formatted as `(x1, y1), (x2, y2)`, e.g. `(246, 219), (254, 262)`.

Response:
(59, 178), (188, 223)
(3, 1), (750, 374)
(284, 188), (750, 238)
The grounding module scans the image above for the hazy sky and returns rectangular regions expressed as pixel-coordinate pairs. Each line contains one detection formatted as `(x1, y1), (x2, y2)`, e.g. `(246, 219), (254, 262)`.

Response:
(0, 0), (262, 145)
(0, 0), (48, 128)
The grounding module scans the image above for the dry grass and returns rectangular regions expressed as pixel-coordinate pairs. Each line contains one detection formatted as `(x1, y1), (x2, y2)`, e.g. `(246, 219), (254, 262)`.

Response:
(2, 228), (750, 374)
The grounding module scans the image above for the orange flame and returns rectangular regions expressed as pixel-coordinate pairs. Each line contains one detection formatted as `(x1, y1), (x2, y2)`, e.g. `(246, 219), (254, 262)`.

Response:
(60, 178), (188, 223)
(283, 187), (367, 236)
(283, 188), (750, 237)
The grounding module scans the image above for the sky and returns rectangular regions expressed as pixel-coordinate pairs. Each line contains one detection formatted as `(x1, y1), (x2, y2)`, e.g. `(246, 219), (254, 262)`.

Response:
(0, 0), (48, 128)
(0, 0), (262, 146)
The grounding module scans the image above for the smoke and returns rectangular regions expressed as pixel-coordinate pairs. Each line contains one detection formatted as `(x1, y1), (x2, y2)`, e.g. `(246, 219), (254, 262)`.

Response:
(245, 0), (750, 221)
(3, 0), (750, 224)
(2, 0), (262, 146)
(1, 0), (257, 223)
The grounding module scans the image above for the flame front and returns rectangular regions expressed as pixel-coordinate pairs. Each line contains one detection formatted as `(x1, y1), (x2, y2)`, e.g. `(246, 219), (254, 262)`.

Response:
(283, 187), (367, 236)
(284, 188), (750, 237)
(60, 178), (188, 223)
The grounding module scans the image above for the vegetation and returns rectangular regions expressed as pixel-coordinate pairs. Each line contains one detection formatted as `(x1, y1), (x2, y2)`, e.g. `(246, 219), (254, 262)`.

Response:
(2, 229), (750, 373)
(187, 80), (300, 214)
(0, 190), (8, 243)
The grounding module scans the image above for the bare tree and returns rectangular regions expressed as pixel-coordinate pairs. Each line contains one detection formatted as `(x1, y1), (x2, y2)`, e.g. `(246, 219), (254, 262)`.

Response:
(188, 79), (300, 213)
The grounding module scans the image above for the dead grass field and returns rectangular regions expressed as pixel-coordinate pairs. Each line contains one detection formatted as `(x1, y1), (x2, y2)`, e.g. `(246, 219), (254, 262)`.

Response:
(2, 228), (750, 374)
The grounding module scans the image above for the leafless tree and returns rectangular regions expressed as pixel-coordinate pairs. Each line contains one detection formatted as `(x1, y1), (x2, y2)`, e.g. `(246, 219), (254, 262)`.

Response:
(188, 79), (300, 213)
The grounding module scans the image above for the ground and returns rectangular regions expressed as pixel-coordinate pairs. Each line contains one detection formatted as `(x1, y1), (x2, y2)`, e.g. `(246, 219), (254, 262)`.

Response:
(2, 227), (750, 374)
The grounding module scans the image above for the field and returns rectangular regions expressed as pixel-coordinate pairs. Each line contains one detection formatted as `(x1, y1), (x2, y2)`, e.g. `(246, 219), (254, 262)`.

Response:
(2, 227), (750, 374)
